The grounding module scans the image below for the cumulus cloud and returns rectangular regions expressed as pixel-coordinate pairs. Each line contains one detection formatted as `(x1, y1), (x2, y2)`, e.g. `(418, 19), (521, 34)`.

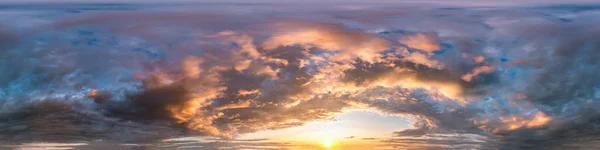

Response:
(398, 33), (441, 53)
(263, 21), (390, 63)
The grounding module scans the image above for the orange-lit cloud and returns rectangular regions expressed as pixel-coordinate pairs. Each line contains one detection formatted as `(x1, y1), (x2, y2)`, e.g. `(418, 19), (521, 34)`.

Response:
(461, 65), (496, 82)
(498, 112), (552, 132)
(399, 33), (441, 53)
(263, 22), (390, 63)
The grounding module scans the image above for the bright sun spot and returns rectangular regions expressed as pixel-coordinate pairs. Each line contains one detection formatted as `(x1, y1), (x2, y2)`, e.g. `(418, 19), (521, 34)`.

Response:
(322, 139), (333, 148)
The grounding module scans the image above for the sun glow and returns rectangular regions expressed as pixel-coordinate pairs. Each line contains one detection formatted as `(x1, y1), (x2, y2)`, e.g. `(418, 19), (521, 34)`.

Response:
(322, 139), (334, 148)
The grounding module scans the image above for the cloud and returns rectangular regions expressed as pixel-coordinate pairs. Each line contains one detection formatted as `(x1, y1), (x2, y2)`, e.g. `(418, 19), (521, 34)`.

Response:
(381, 133), (488, 149)
(262, 21), (390, 63)
(398, 33), (442, 53)
(7, 142), (88, 150)
(0, 25), (20, 51)
(461, 65), (495, 82)
(1, 2), (600, 149)
(400, 49), (446, 69)
(393, 128), (427, 137)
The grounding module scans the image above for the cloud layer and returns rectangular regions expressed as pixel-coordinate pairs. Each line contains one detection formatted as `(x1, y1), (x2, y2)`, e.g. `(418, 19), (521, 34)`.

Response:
(1, 2), (600, 149)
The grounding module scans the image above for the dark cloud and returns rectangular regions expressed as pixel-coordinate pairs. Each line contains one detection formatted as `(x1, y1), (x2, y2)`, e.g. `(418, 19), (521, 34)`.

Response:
(0, 25), (20, 51)
(393, 128), (428, 137)
(0, 100), (186, 143)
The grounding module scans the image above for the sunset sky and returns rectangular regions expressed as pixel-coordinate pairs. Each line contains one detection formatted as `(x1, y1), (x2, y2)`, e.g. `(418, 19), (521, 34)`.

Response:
(1, 1), (600, 150)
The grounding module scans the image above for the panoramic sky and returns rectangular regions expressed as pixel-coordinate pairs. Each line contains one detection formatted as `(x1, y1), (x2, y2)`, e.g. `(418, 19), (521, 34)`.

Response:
(0, 0), (600, 150)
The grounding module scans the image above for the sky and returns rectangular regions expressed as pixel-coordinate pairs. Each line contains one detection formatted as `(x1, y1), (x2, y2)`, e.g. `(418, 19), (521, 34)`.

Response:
(0, 1), (600, 150)
(2, 0), (600, 5)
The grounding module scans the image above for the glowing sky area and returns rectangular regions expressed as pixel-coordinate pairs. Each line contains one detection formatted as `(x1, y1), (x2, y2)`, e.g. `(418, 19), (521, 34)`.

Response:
(1, 1), (600, 150)
(239, 109), (411, 142)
